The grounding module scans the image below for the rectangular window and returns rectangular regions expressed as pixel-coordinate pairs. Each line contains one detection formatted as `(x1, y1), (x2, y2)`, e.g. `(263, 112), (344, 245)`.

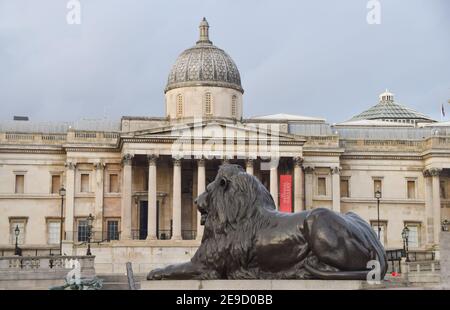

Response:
(77, 220), (89, 242)
(51, 175), (61, 194)
(405, 224), (420, 248)
(440, 181), (447, 199)
(80, 174), (90, 193)
(15, 175), (24, 194)
(373, 179), (382, 197)
(109, 174), (119, 193)
(371, 221), (387, 247)
(47, 221), (61, 245)
(317, 177), (326, 196)
(10, 219), (26, 245)
(340, 179), (349, 198)
(407, 180), (416, 199)
(106, 220), (119, 241)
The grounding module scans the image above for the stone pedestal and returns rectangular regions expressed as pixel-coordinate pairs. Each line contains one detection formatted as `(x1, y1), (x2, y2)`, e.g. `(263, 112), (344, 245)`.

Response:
(440, 232), (450, 288)
(141, 279), (368, 290)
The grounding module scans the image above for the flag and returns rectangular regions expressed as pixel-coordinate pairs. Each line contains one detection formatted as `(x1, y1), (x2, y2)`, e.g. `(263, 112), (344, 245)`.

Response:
(442, 103), (446, 118)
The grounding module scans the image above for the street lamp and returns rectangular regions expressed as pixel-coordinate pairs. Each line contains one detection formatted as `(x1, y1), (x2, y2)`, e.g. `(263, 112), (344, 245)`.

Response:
(402, 226), (410, 262)
(14, 225), (21, 256)
(374, 190), (382, 240)
(86, 213), (94, 256)
(59, 186), (66, 255)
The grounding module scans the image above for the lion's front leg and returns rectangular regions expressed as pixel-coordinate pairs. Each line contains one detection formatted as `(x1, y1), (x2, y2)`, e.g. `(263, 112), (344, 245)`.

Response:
(147, 261), (211, 280)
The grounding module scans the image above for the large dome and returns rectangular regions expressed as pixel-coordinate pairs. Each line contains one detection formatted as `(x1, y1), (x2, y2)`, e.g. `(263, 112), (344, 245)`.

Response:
(165, 18), (243, 94)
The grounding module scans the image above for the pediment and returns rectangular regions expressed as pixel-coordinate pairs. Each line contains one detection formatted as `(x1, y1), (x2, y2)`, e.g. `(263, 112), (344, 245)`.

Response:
(125, 120), (304, 143)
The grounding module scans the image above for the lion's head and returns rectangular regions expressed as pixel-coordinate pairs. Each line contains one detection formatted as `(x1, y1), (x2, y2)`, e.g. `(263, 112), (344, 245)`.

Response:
(194, 164), (275, 232)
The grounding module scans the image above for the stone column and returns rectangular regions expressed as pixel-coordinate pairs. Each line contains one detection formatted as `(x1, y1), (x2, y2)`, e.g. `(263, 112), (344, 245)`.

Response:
(424, 170), (434, 245)
(294, 157), (304, 212)
(270, 164), (279, 209)
(93, 162), (104, 237)
(64, 162), (76, 241)
(331, 166), (341, 213)
(304, 166), (314, 209)
(246, 158), (254, 175)
(147, 155), (158, 240)
(172, 159), (182, 240)
(120, 154), (133, 240)
(430, 168), (442, 246)
(196, 158), (206, 240)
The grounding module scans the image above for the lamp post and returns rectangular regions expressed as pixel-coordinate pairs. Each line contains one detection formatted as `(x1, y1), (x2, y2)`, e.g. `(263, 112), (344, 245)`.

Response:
(402, 226), (410, 262)
(14, 225), (21, 256)
(86, 213), (94, 256)
(374, 190), (382, 240)
(59, 186), (66, 255)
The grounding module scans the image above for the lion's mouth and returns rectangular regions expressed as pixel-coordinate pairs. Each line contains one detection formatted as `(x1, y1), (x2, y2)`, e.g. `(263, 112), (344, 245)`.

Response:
(200, 211), (208, 225)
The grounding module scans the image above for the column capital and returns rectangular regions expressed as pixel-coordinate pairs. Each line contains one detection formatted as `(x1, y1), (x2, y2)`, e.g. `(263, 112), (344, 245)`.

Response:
(173, 158), (182, 167)
(424, 168), (442, 177)
(65, 162), (77, 170)
(331, 166), (341, 175)
(293, 156), (303, 167)
(304, 166), (315, 174)
(122, 154), (133, 166)
(93, 162), (105, 170)
(197, 157), (206, 167)
(222, 157), (231, 165)
(147, 154), (158, 166)
(245, 158), (254, 167)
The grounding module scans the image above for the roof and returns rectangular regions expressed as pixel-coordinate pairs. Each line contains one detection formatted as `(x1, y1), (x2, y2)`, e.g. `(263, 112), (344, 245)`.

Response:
(0, 119), (121, 134)
(350, 99), (435, 122)
(250, 113), (326, 122)
(335, 119), (414, 127)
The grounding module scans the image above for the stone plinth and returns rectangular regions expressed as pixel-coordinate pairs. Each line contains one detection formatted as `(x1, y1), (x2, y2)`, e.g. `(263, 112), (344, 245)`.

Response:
(141, 280), (369, 290)
(440, 232), (450, 288)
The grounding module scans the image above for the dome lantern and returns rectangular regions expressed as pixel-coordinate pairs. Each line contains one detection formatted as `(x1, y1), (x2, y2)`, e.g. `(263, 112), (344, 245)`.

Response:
(197, 17), (212, 45)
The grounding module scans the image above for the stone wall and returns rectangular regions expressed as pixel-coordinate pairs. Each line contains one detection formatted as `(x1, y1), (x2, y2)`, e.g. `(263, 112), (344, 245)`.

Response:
(73, 241), (199, 275)
(440, 232), (450, 288)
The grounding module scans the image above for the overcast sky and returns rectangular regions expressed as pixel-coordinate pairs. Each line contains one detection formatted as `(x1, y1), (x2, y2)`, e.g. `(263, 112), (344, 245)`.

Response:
(0, 0), (449, 124)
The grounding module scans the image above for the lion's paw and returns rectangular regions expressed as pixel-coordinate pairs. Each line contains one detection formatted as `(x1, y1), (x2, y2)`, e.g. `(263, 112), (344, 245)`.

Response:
(147, 268), (165, 280)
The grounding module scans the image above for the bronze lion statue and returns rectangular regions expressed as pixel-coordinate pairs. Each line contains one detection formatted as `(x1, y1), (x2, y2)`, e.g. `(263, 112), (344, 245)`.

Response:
(147, 164), (387, 280)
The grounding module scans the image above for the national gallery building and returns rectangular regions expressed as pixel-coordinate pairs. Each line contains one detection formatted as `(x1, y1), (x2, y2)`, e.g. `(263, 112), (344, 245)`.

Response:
(1, 19), (449, 274)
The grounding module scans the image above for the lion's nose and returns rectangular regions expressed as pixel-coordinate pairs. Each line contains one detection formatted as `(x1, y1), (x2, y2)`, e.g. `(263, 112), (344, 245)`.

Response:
(194, 198), (198, 205)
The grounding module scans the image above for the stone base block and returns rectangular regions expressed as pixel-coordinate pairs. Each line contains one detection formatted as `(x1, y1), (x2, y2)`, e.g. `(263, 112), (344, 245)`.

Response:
(141, 279), (369, 290)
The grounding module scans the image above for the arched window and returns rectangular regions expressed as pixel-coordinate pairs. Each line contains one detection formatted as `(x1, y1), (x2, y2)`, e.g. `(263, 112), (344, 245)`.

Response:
(176, 94), (183, 118)
(231, 95), (237, 117)
(205, 92), (212, 115)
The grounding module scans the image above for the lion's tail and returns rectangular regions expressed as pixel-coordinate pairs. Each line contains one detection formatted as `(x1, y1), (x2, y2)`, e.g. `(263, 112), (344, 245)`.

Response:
(303, 262), (370, 280)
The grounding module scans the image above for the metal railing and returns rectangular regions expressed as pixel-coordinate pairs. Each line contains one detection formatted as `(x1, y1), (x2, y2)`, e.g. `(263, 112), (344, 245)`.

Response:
(0, 247), (61, 257)
(71, 231), (120, 243)
(406, 250), (435, 262)
(130, 229), (196, 240)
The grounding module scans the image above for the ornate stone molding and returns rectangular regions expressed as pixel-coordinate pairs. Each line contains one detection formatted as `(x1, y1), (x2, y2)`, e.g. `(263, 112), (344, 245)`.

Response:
(64, 162), (76, 170)
(147, 154), (158, 166)
(303, 166), (315, 174)
(293, 156), (303, 167)
(429, 168), (443, 177)
(331, 166), (341, 175)
(93, 162), (105, 170)
(122, 154), (133, 166)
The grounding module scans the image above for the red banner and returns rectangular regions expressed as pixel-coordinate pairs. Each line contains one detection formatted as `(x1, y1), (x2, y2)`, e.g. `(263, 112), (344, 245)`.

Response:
(279, 175), (292, 213)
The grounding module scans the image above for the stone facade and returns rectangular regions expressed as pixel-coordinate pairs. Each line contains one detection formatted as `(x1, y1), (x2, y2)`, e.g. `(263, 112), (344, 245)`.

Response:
(1, 19), (449, 274)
